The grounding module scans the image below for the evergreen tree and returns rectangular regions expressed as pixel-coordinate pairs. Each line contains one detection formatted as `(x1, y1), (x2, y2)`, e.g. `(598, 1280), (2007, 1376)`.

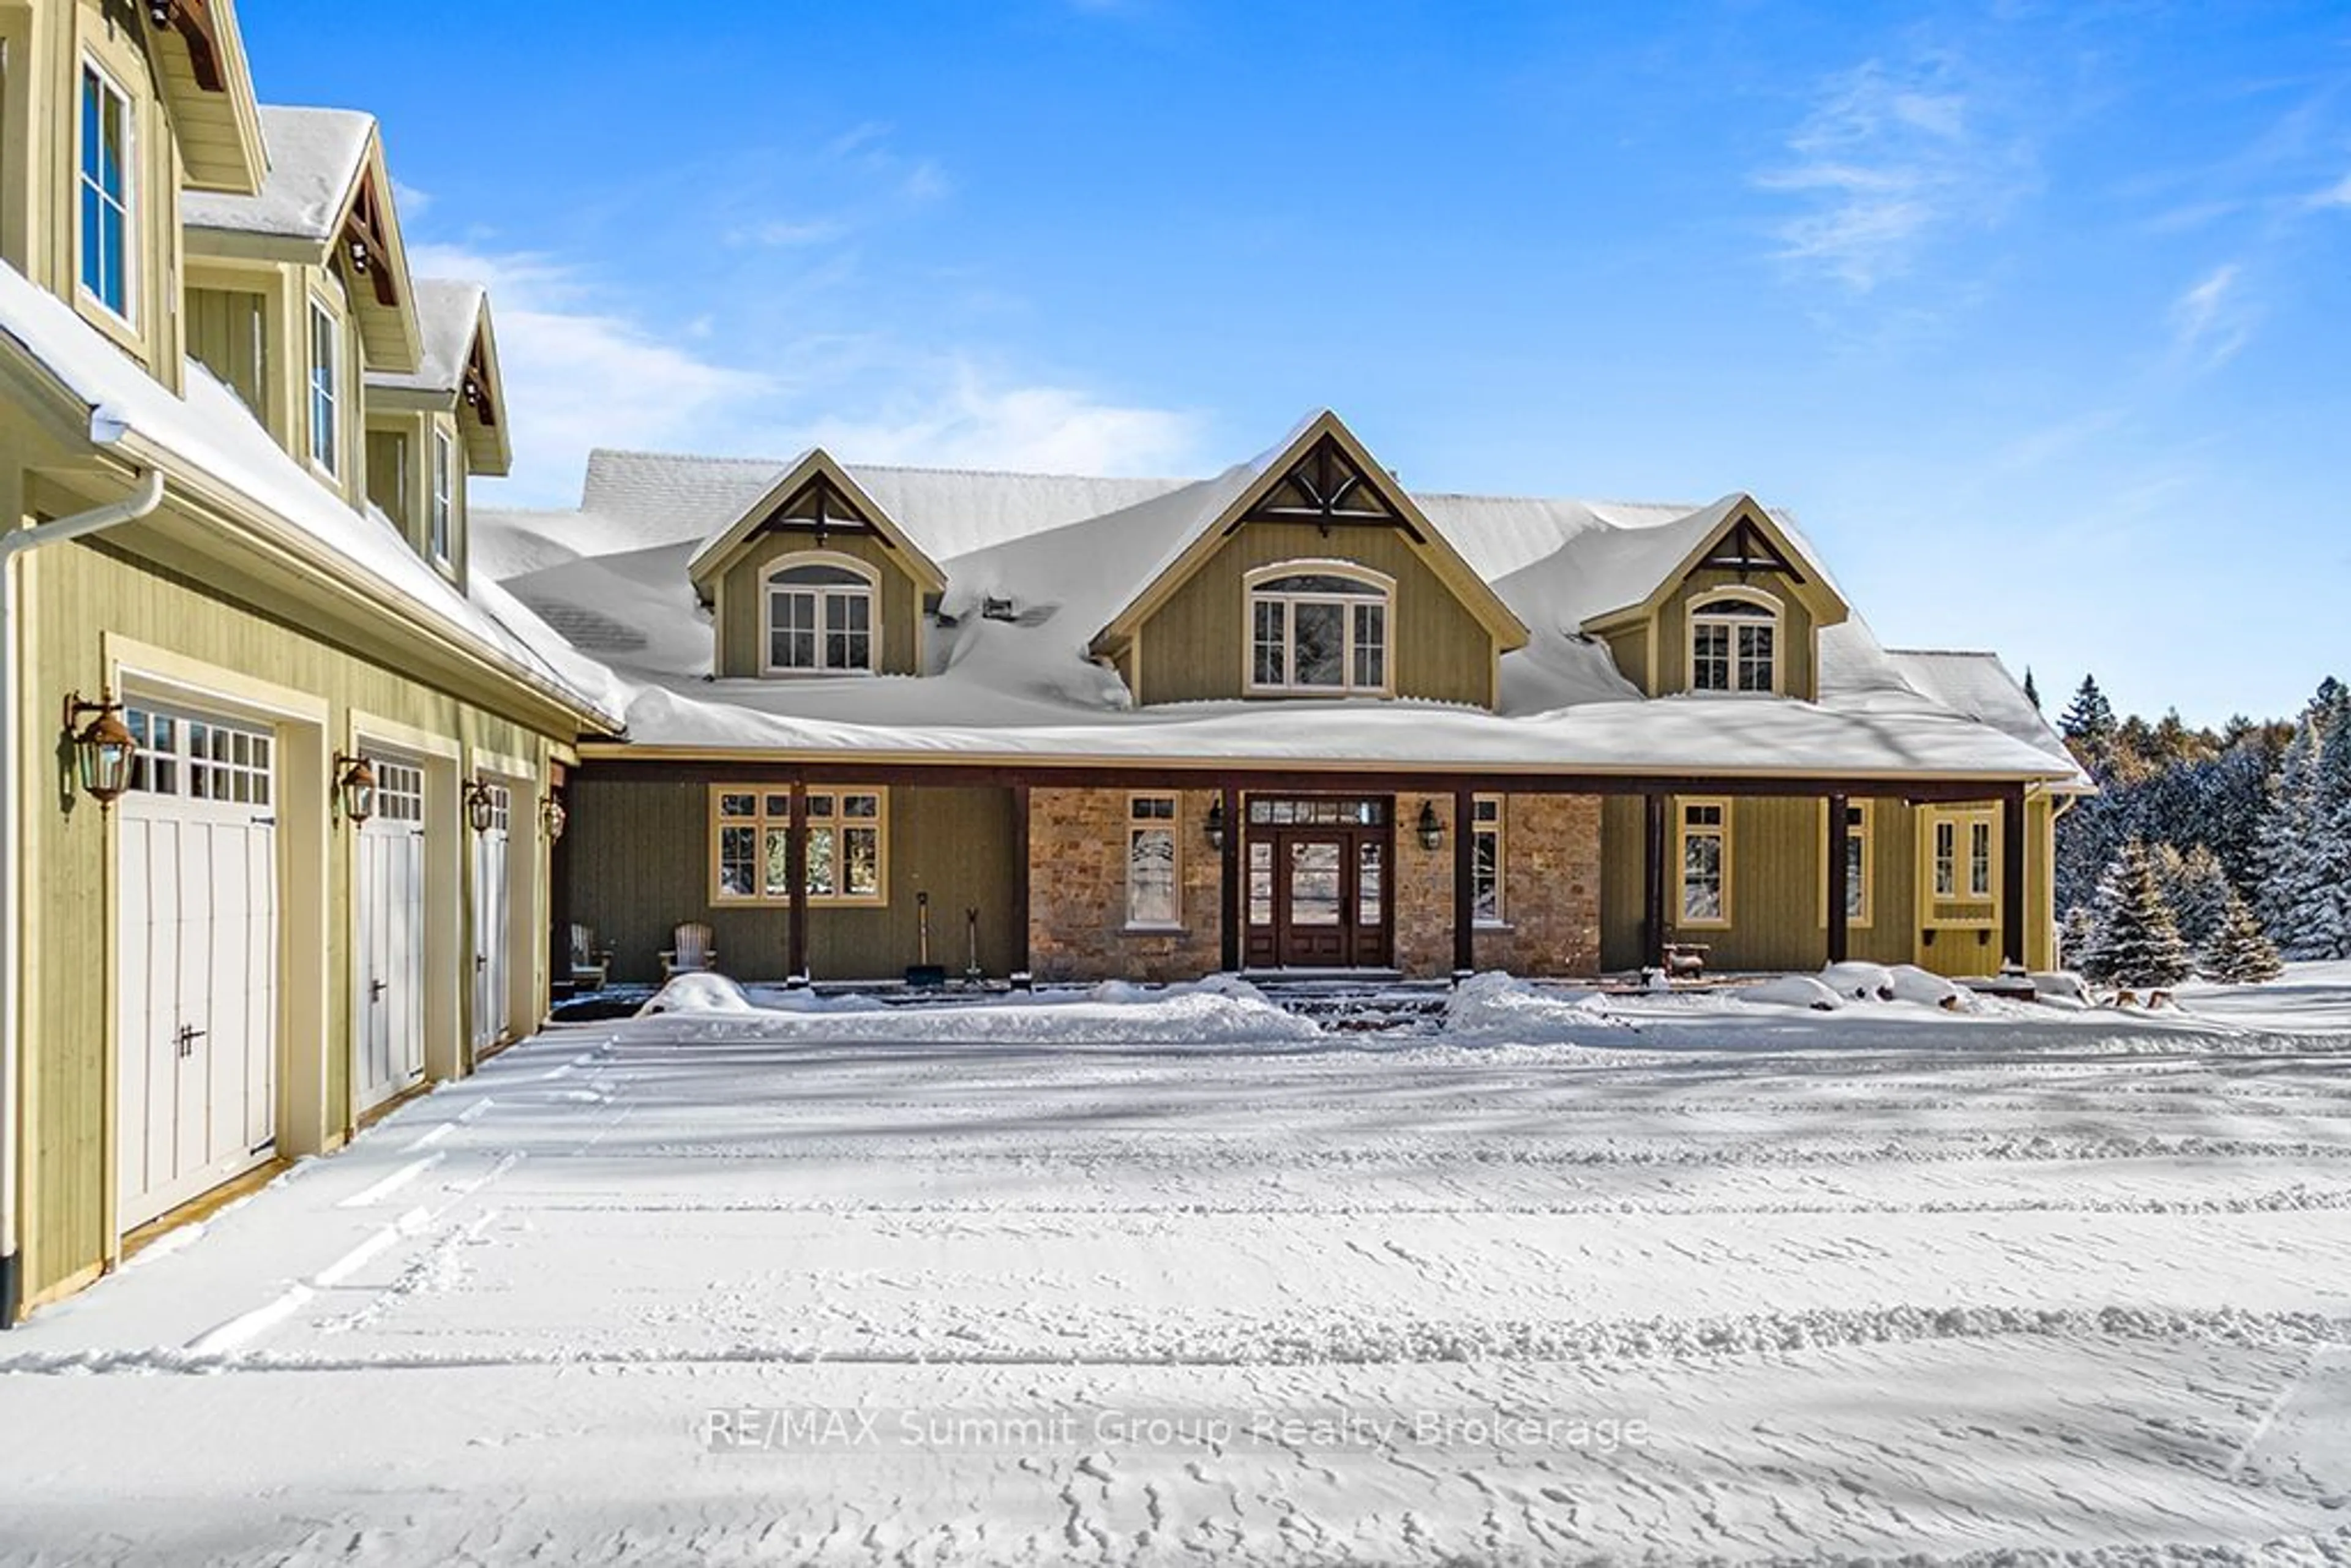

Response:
(2058, 904), (2097, 971)
(2080, 838), (2192, 988)
(2256, 681), (2351, 959)
(2061, 675), (2118, 765)
(2156, 842), (2232, 950)
(2202, 887), (2283, 984)
(2023, 667), (2041, 712)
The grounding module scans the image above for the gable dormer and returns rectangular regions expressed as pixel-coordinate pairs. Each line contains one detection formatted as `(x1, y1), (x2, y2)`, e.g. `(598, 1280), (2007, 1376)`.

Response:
(1579, 495), (1848, 701)
(688, 451), (947, 680)
(366, 280), (509, 585)
(1090, 411), (1529, 709)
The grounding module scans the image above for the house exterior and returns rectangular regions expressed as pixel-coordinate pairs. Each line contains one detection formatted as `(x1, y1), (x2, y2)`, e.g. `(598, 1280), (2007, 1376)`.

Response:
(478, 414), (2086, 993)
(0, 1), (616, 1323)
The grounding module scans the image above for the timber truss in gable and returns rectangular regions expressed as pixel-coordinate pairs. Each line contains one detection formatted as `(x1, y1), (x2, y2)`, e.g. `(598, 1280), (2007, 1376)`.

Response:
(1231, 433), (1424, 544)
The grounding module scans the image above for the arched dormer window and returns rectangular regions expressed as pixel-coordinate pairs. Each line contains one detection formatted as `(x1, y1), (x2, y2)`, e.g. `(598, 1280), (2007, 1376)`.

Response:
(1247, 563), (1393, 696)
(1688, 590), (1781, 694)
(763, 555), (877, 675)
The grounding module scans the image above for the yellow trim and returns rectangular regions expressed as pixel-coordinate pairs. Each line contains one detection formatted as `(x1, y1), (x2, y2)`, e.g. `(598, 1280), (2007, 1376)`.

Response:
(1579, 495), (1848, 637)
(1817, 797), (1874, 929)
(1240, 558), (1398, 699)
(707, 783), (891, 908)
(757, 550), (883, 677)
(1122, 791), (1184, 930)
(1674, 796), (1733, 929)
(1093, 410), (1531, 660)
(1684, 585), (1786, 697)
(1917, 805), (2001, 928)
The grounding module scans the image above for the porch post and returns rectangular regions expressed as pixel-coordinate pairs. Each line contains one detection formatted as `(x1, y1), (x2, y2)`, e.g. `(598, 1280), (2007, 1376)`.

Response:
(1642, 790), (1667, 972)
(1826, 791), (1850, 966)
(787, 777), (808, 981)
(1220, 784), (1242, 973)
(2001, 784), (2027, 969)
(1452, 786), (1475, 978)
(1011, 782), (1032, 980)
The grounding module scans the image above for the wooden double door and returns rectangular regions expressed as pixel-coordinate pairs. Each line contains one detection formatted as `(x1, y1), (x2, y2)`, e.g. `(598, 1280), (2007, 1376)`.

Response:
(1243, 798), (1393, 970)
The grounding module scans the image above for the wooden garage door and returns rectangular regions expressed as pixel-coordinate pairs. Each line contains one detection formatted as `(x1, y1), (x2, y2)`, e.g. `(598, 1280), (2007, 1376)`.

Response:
(116, 704), (279, 1231)
(354, 756), (427, 1113)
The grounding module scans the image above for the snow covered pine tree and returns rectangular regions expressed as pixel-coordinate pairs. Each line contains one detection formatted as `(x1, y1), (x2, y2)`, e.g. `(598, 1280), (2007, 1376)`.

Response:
(2255, 679), (2351, 960)
(2202, 887), (2283, 984)
(2081, 838), (2193, 989)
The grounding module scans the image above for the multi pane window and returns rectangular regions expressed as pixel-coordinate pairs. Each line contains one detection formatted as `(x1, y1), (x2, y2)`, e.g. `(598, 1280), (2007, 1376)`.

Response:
(1679, 800), (1729, 925)
(1248, 570), (1389, 694)
(78, 63), (133, 319)
(125, 706), (273, 805)
(1826, 800), (1871, 924)
(765, 561), (874, 673)
(710, 787), (886, 906)
(1690, 596), (1777, 693)
(1126, 795), (1179, 927)
(308, 301), (340, 476)
(1471, 795), (1504, 924)
(430, 430), (455, 565)
(1930, 812), (1997, 901)
(370, 759), (425, 823)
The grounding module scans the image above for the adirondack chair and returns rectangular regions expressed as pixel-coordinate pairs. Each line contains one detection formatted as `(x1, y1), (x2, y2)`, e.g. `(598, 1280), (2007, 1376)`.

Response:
(660, 921), (717, 977)
(567, 924), (612, 992)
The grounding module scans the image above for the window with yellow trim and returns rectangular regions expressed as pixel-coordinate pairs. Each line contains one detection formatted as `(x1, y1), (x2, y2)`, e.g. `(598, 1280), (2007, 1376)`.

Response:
(1677, 798), (1731, 926)
(709, 786), (887, 907)
(1125, 795), (1180, 928)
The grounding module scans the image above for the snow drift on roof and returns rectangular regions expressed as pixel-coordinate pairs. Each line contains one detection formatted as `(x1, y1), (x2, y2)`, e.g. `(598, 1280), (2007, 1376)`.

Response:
(182, 105), (373, 242)
(366, 279), (482, 396)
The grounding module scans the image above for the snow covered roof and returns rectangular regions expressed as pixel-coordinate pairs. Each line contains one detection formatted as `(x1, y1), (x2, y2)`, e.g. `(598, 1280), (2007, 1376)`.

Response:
(0, 261), (620, 732)
(182, 106), (373, 242)
(473, 437), (2077, 784)
(366, 279), (482, 396)
(1886, 650), (2081, 776)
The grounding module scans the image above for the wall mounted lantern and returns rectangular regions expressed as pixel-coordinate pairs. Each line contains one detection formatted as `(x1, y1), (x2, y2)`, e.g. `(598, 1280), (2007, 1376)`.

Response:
(539, 789), (568, 842)
(63, 688), (136, 807)
(334, 752), (377, 825)
(1203, 796), (1226, 852)
(464, 778), (498, 833)
(1417, 799), (1445, 852)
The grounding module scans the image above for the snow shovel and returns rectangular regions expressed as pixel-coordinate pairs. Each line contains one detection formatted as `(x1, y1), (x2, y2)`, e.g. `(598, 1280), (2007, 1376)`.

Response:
(906, 892), (947, 988)
(964, 906), (985, 986)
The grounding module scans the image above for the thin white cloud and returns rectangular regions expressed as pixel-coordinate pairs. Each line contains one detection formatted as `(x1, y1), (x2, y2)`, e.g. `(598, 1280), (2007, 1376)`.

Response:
(391, 178), (432, 222)
(793, 367), (1201, 477)
(408, 242), (774, 503)
(2168, 262), (2254, 368)
(730, 217), (850, 249)
(1755, 53), (2034, 291)
(2312, 170), (2351, 209)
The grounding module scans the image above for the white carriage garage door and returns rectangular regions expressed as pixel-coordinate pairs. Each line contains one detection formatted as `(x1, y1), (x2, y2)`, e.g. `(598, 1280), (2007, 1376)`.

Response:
(116, 703), (280, 1231)
(354, 755), (427, 1113)
(471, 781), (512, 1056)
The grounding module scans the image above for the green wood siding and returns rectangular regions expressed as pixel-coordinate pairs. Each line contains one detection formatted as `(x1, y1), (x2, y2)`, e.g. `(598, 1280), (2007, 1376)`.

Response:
(1654, 568), (1818, 700)
(365, 426), (410, 534)
(565, 776), (1021, 983)
(713, 531), (921, 679)
(186, 287), (268, 417)
(1602, 626), (1648, 694)
(20, 535), (560, 1307)
(1135, 521), (1495, 708)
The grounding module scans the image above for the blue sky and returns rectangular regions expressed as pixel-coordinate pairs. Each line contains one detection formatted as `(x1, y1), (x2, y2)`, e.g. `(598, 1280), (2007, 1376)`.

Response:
(241, 2), (2349, 726)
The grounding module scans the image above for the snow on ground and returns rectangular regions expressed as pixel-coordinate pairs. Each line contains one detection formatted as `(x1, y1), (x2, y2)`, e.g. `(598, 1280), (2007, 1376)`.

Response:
(6, 971), (2351, 1564)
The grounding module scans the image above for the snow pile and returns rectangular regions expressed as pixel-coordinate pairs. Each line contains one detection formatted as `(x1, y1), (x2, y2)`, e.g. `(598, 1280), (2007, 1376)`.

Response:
(1739, 974), (1847, 1011)
(637, 973), (756, 1016)
(1443, 972), (1627, 1043)
(642, 977), (1320, 1046)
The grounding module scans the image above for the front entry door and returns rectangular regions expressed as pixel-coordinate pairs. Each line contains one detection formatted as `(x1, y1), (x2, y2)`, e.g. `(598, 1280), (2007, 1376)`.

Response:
(1243, 798), (1393, 969)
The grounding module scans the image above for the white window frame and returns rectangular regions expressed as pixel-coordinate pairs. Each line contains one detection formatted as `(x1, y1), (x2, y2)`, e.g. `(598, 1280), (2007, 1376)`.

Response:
(1687, 588), (1783, 696)
(708, 785), (888, 908)
(760, 552), (879, 675)
(1244, 560), (1395, 697)
(1676, 797), (1731, 928)
(429, 428), (455, 566)
(1471, 794), (1505, 926)
(1818, 798), (1873, 928)
(307, 296), (341, 479)
(1125, 793), (1182, 929)
(77, 58), (135, 325)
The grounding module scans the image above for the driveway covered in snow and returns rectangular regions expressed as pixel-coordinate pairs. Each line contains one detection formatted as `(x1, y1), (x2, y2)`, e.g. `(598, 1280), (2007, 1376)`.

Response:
(6, 976), (2351, 1564)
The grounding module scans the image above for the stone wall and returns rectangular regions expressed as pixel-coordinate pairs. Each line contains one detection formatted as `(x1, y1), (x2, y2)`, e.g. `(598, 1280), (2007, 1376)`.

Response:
(1027, 787), (1223, 983)
(1473, 793), (1602, 977)
(1393, 793), (1456, 978)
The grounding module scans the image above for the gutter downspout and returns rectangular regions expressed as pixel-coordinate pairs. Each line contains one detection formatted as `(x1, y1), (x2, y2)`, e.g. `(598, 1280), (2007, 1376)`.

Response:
(1, 418), (163, 1328)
